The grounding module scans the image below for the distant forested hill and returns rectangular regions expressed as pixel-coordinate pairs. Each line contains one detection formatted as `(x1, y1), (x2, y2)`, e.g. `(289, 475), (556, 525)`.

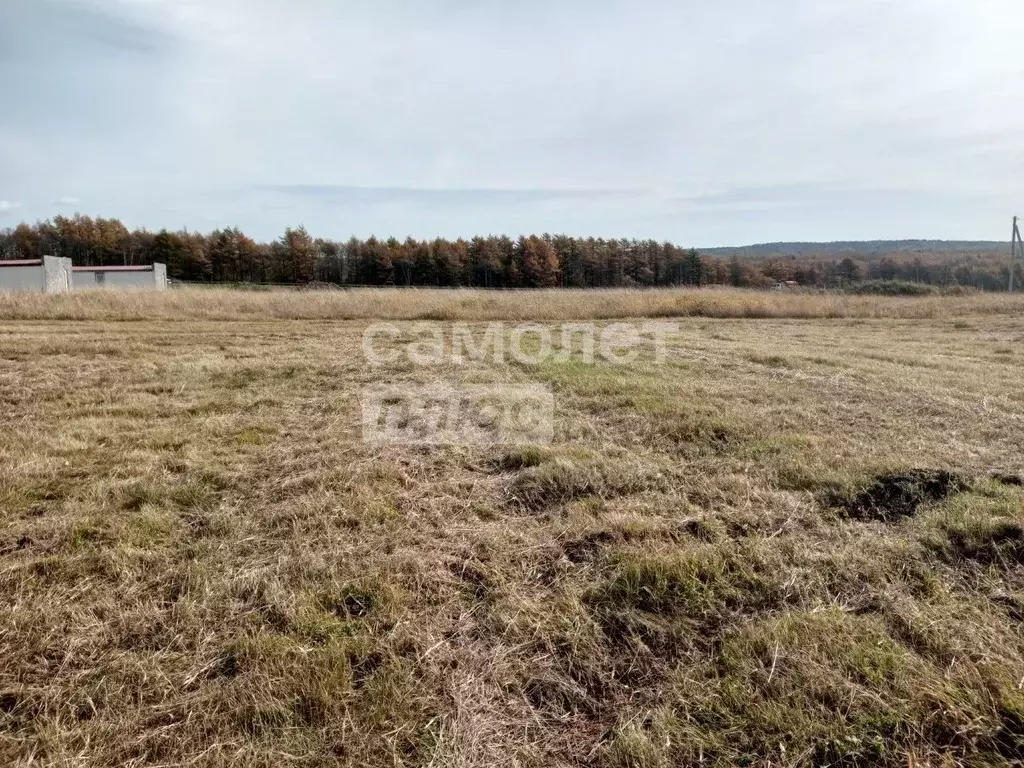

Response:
(704, 241), (1005, 258)
(698, 240), (1015, 291)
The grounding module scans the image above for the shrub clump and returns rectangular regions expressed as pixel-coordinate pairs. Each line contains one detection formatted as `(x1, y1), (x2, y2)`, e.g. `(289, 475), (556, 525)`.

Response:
(845, 280), (938, 296)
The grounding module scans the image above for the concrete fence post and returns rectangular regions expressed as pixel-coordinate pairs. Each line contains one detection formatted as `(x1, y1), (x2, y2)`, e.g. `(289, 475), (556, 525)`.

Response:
(153, 263), (168, 290)
(42, 255), (73, 294)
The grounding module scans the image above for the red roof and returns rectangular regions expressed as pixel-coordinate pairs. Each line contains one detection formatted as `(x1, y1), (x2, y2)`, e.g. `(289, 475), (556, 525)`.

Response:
(0, 260), (43, 267)
(73, 265), (154, 272)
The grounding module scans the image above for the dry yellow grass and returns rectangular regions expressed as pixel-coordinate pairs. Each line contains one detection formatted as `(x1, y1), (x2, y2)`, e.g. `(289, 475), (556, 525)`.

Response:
(1, 291), (1024, 766)
(2, 285), (1024, 322)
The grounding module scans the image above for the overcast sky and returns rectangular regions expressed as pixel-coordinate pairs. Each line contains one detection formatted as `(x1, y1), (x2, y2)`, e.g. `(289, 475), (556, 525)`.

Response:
(1, 0), (1022, 245)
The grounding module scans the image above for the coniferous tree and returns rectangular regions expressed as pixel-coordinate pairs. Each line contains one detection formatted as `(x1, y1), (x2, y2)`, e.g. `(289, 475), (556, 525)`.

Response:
(515, 235), (559, 288)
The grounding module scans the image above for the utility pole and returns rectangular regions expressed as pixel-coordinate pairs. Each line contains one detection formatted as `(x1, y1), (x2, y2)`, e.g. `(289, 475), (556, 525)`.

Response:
(1013, 216), (1021, 293)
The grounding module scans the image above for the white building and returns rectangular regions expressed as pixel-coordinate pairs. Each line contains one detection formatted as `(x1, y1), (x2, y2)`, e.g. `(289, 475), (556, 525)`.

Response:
(0, 255), (74, 293)
(72, 263), (168, 290)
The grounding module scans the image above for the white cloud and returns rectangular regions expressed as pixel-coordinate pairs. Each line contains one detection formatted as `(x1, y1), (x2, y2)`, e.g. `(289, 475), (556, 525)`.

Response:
(0, 200), (24, 213)
(56, 196), (81, 205)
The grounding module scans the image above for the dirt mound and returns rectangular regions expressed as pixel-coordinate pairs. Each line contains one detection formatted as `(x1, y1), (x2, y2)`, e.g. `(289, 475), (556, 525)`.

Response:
(947, 522), (1024, 567)
(992, 473), (1024, 487)
(841, 470), (969, 522)
(563, 531), (619, 564)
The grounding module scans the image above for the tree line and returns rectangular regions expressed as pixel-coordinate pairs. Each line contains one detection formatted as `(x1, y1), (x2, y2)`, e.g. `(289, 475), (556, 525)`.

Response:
(0, 215), (1018, 290)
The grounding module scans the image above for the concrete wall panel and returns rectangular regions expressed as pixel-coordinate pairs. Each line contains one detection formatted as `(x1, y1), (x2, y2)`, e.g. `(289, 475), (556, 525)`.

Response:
(104, 272), (154, 289)
(73, 263), (169, 290)
(0, 265), (44, 292)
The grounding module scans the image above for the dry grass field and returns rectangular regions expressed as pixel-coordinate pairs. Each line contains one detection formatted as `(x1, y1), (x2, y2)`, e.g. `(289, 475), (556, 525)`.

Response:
(3, 285), (1024, 322)
(2, 289), (1024, 766)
